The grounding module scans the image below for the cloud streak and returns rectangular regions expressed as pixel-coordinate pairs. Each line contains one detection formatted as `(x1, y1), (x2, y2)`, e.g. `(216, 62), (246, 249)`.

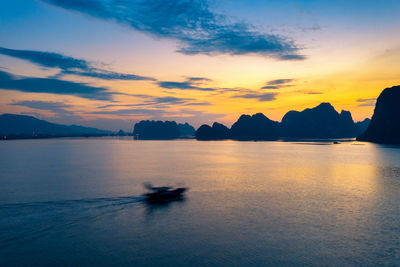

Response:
(98, 95), (212, 108)
(357, 98), (376, 107)
(42, 0), (304, 60)
(10, 100), (77, 117)
(158, 81), (216, 91)
(0, 46), (154, 81)
(232, 92), (278, 102)
(11, 100), (72, 110)
(261, 78), (295, 89)
(0, 70), (113, 100)
(92, 108), (165, 116)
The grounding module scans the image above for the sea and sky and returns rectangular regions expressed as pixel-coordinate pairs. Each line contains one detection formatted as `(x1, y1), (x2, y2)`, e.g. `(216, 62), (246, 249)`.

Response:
(1, 1), (400, 266)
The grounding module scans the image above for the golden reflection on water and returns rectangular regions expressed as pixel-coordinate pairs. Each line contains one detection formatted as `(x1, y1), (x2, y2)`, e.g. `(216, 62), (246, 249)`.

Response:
(1, 139), (400, 266)
(96, 140), (399, 199)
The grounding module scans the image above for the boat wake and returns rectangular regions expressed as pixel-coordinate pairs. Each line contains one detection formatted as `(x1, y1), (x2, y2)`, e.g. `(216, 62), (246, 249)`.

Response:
(0, 195), (145, 249)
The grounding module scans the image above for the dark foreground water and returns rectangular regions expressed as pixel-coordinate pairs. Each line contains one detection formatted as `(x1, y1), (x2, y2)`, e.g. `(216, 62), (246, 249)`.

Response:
(1, 138), (400, 266)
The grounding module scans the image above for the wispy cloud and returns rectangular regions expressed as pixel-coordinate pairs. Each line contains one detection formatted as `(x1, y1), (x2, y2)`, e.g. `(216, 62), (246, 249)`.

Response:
(297, 90), (323, 95)
(0, 70), (113, 100)
(98, 95), (212, 108)
(98, 96), (191, 108)
(10, 100), (71, 110)
(42, 0), (304, 60)
(357, 98), (376, 107)
(158, 79), (216, 91)
(10, 100), (76, 117)
(232, 92), (278, 102)
(0, 46), (154, 81)
(92, 108), (165, 116)
(183, 101), (212, 106)
(9, 100), (84, 123)
(261, 78), (295, 89)
(186, 77), (213, 83)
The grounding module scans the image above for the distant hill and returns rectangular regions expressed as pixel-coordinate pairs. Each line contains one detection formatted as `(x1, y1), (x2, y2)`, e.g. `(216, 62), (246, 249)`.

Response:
(357, 86), (400, 144)
(0, 113), (111, 139)
(196, 103), (368, 141)
(177, 123), (196, 137)
(231, 113), (279, 141)
(355, 118), (370, 136)
(133, 120), (195, 140)
(280, 103), (359, 139)
(196, 122), (230, 140)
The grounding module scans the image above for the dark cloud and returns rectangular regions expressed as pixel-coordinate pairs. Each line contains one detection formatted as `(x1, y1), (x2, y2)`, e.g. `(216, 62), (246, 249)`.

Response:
(0, 46), (154, 81)
(232, 92), (277, 102)
(98, 95), (211, 108)
(261, 86), (279, 90)
(0, 70), (113, 100)
(357, 98), (376, 102)
(99, 96), (190, 108)
(61, 69), (154, 80)
(92, 108), (165, 116)
(0, 47), (88, 69)
(42, 0), (304, 60)
(158, 76), (218, 91)
(262, 78), (295, 89)
(153, 96), (190, 104)
(183, 101), (212, 106)
(158, 81), (216, 91)
(299, 90), (323, 95)
(358, 102), (376, 107)
(266, 79), (294, 85)
(10, 100), (71, 110)
(10, 100), (81, 121)
(357, 98), (376, 107)
(186, 77), (213, 83)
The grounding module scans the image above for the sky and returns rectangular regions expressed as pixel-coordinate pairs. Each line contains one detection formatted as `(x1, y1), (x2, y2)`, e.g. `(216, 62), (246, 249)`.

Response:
(1, 0), (400, 131)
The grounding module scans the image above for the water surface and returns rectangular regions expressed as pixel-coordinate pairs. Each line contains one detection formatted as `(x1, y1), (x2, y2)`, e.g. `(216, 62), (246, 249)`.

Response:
(1, 138), (400, 266)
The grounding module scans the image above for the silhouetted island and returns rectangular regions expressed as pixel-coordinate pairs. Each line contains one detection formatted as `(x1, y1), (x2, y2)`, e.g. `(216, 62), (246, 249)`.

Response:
(357, 86), (400, 144)
(177, 122), (196, 137)
(196, 103), (369, 141)
(133, 120), (195, 140)
(280, 103), (359, 139)
(196, 122), (231, 140)
(0, 113), (112, 139)
(231, 113), (279, 141)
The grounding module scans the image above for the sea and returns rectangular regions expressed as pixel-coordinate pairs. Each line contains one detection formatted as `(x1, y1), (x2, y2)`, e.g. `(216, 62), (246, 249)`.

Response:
(1, 138), (400, 266)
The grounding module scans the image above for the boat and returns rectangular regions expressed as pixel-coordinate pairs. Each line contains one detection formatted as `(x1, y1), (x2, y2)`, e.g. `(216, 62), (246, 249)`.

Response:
(143, 183), (188, 201)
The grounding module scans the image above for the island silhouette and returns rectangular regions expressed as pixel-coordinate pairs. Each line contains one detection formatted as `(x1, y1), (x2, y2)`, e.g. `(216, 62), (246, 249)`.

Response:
(2, 86), (400, 144)
(133, 120), (195, 140)
(196, 102), (369, 141)
(357, 86), (400, 144)
(0, 113), (112, 139)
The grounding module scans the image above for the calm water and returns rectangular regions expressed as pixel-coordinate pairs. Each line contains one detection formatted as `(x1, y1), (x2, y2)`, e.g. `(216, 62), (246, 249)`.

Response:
(1, 138), (400, 266)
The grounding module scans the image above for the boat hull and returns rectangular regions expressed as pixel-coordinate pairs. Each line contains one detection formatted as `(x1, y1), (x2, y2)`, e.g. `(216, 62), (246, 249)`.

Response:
(144, 188), (187, 201)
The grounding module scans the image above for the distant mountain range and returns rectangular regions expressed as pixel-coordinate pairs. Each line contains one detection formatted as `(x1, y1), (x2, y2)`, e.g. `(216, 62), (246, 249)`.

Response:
(133, 120), (195, 140)
(357, 86), (400, 144)
(0, 114), (112, 139)
(196, 103), (370, 141)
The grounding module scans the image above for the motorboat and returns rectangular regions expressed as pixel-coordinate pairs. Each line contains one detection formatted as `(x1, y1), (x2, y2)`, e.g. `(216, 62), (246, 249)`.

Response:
(143, 183), (188, 201)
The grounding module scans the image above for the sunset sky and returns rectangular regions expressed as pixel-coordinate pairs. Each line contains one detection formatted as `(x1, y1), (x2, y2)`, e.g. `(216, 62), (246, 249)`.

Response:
(1, 0), (400, 131)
